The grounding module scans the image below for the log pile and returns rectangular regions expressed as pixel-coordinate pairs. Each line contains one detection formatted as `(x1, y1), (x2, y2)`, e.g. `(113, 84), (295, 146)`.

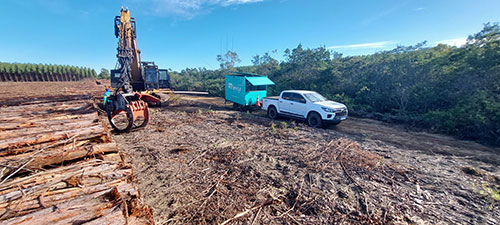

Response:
(0, 96), (154, 224)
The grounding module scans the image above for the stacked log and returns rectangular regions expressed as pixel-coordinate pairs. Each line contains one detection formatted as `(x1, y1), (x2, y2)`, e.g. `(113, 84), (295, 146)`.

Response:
(0, 96), (154, 224)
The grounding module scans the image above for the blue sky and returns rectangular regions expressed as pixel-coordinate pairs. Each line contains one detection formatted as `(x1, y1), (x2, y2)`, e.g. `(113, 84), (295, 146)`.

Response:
(1, 0), (499, 72)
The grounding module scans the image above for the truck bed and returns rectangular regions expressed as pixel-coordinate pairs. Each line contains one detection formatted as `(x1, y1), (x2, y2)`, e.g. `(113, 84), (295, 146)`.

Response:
(263, 96), (279, 100)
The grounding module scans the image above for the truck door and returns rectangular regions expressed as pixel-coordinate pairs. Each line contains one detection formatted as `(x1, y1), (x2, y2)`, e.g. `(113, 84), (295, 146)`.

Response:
(288, 93), (307, 118)
(279, 92), (297, 116)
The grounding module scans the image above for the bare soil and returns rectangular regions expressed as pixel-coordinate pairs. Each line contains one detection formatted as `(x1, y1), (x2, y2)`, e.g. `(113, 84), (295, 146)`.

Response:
(113, 96), (500, 225)
(4, 81), (497, 224)
(0, 80), (108, 106)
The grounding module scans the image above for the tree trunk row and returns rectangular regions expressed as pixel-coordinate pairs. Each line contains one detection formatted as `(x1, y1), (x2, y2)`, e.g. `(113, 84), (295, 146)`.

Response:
(0, 72), (85, 82)
(0, 99), (108, 155)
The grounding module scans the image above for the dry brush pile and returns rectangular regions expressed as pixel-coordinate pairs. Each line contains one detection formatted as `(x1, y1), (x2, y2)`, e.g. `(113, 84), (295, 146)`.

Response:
(116, 100), (442, 225)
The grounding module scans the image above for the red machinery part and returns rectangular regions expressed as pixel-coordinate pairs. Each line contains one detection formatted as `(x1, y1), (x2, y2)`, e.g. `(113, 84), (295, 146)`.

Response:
(140, 94), (161, 107)
(108, 99), (149, 133)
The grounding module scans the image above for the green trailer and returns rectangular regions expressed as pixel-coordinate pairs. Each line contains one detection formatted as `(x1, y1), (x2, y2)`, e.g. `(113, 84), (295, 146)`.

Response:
(225, 72), (275, 108)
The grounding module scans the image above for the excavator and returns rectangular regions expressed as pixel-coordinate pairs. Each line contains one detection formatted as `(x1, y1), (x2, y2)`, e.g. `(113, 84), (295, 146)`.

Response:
(105, 7), (170, 132)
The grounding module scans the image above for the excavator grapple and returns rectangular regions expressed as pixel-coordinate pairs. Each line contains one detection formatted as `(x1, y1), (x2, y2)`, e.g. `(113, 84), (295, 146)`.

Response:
(106, 93), (149, 133)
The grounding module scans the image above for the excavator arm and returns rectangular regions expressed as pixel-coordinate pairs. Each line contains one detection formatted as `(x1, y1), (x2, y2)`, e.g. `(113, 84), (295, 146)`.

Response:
(113, 7), (142, 93)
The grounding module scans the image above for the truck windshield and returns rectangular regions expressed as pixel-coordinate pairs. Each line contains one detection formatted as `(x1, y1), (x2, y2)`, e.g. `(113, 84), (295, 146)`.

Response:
(304, 92), (327, 102)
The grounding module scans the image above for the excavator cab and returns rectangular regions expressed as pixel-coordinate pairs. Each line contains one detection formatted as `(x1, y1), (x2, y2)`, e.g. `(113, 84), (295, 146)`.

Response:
(142, 62), (170, 90)
(111, 62), (170, 91)
(142, 61), (159, 90)
(158, 69), (170, 89)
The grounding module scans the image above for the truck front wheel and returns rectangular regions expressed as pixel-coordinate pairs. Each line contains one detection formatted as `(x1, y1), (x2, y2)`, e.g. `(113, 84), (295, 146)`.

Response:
(267, 106), (278, 119)
(307, 112), (323, 128)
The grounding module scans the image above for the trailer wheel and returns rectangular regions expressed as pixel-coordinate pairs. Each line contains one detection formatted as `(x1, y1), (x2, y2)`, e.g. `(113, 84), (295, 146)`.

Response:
(267, 106), (278, 119)
(307, 112), (323, 128)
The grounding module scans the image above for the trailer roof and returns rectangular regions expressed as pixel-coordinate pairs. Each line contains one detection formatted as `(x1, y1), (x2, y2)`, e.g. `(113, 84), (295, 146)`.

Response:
(246, 76), (275, 86)
(227, 72), (265, 77)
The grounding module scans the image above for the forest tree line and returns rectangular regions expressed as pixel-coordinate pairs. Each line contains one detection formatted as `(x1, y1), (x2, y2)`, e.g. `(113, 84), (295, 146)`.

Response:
(0, 63), (97, 82)
(170, 23), (500, 146)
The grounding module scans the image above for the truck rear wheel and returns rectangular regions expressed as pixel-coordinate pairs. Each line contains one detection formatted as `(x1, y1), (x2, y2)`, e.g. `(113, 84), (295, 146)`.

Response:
(307, 112), (323, 128)
(267, 106), (278, 119)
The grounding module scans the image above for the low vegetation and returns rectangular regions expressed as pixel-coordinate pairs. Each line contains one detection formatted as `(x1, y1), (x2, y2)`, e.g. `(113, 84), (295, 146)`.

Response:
(170, 23), (500, 146)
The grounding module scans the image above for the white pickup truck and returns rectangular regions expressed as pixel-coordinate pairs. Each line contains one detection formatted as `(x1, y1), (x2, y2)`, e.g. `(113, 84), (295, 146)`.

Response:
(261, 90), (348, 127)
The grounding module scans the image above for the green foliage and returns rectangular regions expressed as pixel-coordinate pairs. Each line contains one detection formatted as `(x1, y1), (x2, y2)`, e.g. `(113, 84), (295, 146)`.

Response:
(170, 23), (500, 146)
(270, 122), (277, 134)
(279, 121), (289, 129)
(168, 93), (181, 105)
(0, 62), (96, 81)
(169, 68), (226, 97)
(98, 68), (110, 79)
(479, 183), (500, 201)
(289, 120), (299, 131)
(204, 78), (225, 97)
(252, 51), (280, 75)
(217, 50), (241, 71)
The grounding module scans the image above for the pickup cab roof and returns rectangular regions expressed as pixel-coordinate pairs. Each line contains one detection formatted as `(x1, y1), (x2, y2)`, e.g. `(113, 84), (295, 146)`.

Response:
(282, 90), (316, 95)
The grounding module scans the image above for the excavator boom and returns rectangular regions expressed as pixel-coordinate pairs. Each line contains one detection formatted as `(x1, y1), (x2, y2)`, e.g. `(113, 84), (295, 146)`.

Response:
(111, 7), (170, 93)
(114, 7), (142, 90)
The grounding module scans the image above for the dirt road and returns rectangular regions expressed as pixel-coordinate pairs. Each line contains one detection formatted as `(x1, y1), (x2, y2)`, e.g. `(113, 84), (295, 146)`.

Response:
(113, 95), (499, 224)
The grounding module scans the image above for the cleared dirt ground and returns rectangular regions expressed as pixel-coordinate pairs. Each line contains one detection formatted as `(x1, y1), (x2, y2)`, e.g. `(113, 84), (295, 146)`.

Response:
(2, 81), (498, 224)
(0, 81), (108, 106)
(114, 95), (500, 225)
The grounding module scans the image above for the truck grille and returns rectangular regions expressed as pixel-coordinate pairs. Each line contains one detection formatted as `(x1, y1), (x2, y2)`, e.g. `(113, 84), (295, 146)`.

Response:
(335, 109), (347, 118)
(335, 112), (347, 117)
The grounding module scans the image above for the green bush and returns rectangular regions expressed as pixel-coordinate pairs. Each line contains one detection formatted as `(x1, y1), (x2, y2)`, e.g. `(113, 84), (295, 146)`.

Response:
(168, 23), (500, 146)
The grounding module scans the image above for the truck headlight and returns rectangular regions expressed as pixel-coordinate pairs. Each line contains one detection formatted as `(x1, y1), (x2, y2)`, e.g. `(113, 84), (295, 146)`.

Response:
(321, 107), (335, 113)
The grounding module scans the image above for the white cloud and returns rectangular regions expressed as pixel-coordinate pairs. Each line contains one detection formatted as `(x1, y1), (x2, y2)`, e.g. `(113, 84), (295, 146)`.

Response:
(222, 0), (263, 6)
(435, 37), (467, 47)
(150, 0), (264, 19)
(413, 7), (425, 11)
(328, 41), (396, 50)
